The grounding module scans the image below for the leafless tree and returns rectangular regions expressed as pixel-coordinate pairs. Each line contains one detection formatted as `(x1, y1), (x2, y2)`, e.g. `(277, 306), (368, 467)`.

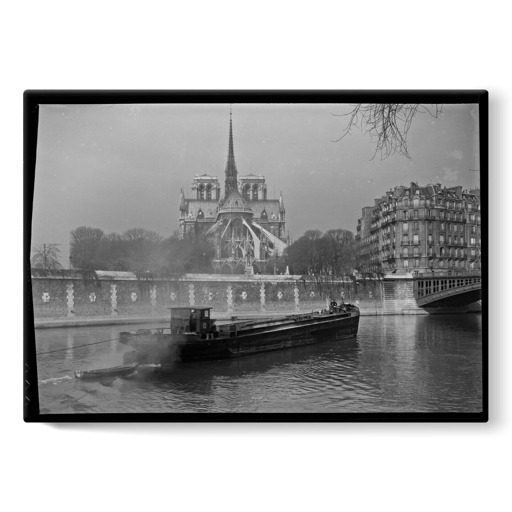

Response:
(31, 244), (63, 269)
(70, 226), (104, 269)
(333, 104), (442, 159)
(122, 228), (162, 244)
(285, 228), (356, 276)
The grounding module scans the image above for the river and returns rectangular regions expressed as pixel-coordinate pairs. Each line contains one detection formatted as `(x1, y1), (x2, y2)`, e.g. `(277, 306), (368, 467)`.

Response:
(34, 314), (483, 415)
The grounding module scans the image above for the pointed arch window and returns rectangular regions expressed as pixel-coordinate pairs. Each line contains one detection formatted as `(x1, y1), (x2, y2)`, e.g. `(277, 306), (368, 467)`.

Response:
(243, 184), (251, 202)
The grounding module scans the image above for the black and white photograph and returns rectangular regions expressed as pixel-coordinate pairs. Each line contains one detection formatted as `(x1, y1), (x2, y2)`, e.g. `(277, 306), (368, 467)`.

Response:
(24, 91), (487, 421)
(9, 2), (512, 511)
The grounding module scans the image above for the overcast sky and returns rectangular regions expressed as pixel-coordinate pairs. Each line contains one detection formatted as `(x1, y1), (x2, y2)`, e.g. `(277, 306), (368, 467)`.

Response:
(31, 102), (479, 264)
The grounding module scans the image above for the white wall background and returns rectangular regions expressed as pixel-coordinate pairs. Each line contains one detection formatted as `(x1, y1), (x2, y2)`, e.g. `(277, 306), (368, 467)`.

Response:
(4, 2), (507, 511)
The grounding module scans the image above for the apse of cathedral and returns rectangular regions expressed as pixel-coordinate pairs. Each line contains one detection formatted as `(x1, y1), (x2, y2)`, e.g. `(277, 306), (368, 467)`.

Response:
(178, 111), (288, 274)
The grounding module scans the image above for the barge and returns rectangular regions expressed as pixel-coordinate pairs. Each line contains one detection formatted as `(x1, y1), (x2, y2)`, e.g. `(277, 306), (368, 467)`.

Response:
(120, 302), (359, 364)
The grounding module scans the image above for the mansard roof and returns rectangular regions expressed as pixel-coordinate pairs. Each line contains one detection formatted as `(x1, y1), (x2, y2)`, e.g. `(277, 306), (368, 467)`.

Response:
(373, 182), (480, 208)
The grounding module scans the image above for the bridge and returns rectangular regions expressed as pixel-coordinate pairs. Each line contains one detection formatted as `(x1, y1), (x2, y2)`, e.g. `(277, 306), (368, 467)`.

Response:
(413, 273), (481, 308)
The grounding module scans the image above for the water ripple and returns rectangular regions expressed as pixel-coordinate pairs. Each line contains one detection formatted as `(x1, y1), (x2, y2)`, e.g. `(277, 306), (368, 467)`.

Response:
(34, 315), (483, 414)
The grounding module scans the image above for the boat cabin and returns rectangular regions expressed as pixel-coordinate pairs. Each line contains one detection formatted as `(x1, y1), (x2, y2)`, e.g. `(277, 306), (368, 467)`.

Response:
(169, 307), (215, 334)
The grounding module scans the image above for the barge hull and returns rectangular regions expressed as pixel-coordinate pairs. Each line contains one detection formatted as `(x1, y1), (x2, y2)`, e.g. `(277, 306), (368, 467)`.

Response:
(122, 312), (359, 363)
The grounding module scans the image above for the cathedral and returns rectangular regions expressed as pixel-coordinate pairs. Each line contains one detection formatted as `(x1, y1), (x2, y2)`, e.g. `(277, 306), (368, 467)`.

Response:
(178, 111), (288, 274)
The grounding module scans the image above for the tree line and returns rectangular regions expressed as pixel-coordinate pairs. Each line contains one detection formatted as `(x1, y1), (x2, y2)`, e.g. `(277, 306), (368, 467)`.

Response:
(28, 227), (215, 275)
(32, 226), (357, 277)
(68, 226), (215, 274)
(284, 228), (356, 277)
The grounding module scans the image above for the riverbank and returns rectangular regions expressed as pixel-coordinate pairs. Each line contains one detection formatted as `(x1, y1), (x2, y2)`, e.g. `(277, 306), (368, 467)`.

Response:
(32, 310), (330, 329)
(31, 302), (482, 329)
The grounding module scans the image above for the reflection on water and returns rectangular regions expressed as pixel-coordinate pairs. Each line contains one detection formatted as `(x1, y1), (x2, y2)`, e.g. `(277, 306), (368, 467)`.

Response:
(34, 315), (482, 414)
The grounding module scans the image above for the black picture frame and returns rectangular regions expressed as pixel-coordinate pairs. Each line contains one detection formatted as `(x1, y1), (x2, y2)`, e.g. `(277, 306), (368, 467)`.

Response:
(24, 90), (488, 422)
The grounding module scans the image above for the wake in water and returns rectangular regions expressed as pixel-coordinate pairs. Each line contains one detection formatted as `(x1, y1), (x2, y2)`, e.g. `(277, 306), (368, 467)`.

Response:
(39, 363), (163, 386)
(40, 375), (73, 385)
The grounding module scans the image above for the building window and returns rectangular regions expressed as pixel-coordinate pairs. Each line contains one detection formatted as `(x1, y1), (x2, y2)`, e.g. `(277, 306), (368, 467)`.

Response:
(428, 234), (433, 244)
(470, 237), (476, 245)
(403, 247), (409, 257)
(440, 235), (445, 244)
(414, 258), (420, 267)
(413, 246), (419, 256)
(413, 234), (419, 245)
(413, 221), (419, 230)
(448, 235), (452, 245)
(402, 234), (409, 244)
(403, 259), (409, 268)
(403, 222), (408, 231)
(414, 210), (418, 218)
(428, 221), (433, 230)
(440, 210), (445, 220)
(440, 222), (445, 231)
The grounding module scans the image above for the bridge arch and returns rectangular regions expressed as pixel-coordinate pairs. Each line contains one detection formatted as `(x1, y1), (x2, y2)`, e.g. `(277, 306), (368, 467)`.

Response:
(414, 274), (481, 307)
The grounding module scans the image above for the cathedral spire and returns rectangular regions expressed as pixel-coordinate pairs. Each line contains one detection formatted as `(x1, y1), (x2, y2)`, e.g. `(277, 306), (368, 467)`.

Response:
(224, 107), (238, 198)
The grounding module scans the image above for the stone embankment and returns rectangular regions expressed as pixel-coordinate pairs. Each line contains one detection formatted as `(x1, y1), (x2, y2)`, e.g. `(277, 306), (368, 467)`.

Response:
(29, 269), (475, 329)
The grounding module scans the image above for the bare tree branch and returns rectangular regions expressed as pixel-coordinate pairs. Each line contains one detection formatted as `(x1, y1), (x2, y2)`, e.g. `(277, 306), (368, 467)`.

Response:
(31, 244), (62, 269)
(332, 103), (442, 159)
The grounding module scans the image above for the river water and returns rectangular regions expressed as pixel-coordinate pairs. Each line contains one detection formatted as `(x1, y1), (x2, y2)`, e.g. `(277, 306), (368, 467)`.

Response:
(34, 314), (483, 415)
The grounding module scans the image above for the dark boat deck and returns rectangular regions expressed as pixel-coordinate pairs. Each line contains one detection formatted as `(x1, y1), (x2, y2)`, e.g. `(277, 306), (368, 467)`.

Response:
(218, 305), (358, 335)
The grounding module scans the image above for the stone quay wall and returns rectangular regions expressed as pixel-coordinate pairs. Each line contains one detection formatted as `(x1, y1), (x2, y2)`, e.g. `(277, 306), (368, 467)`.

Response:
(29, 269), (430, 325)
